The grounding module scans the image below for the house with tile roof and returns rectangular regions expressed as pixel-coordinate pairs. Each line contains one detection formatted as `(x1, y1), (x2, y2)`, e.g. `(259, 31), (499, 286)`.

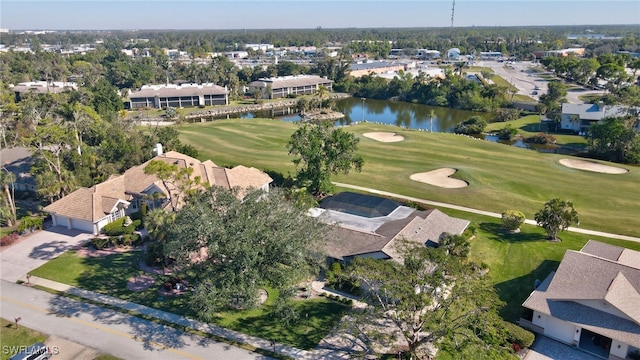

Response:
(521, 240), (640, 359)
(309, 192), (470, 262)
(43, 150), (272, 234)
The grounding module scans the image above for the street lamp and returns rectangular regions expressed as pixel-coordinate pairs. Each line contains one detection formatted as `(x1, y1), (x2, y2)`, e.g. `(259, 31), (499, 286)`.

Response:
(361, 97), (366, 122)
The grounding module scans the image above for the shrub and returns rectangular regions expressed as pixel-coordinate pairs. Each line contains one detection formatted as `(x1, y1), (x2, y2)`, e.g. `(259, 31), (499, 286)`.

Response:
(454, 116), (487, 135)
(0, 233), (19, 247)
(91, 237), (111, 250)
(102, 217), (139, 236)
(17, 216), (43, 234)
(524, 133), (556, 144)
(145, 241), (165, 266)
(494, 108), (521, 122)
(501, 210), (526, 232)
(502, 321), (535, 348)
(102, 217), (127, 236)
(496, 125), (519, 140)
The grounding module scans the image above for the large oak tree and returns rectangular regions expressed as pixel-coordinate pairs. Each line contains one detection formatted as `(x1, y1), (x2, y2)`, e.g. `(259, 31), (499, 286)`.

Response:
(162, 187), (326, 319)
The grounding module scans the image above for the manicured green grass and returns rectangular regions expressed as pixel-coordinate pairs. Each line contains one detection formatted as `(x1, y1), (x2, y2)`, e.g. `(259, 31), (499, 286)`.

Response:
(489, 75), (518, 92)
(1, 318), (48, 360)
(28, 251), (347, 350)
(485, 115), (588, 147)
(179, 119), (640, 237)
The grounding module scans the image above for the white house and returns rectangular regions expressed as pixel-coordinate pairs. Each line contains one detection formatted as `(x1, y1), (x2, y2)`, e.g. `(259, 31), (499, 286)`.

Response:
(522, 240), (640, 359)
(43, 151), (272, 234)
(560, 103), (637, 133)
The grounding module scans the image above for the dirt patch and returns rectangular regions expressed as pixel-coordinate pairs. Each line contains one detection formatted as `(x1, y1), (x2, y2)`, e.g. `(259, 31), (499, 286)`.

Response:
(127, 275), (155, 292)
(75, 246), (135, 258)
(559, 158), (628, 174)
(410, 168), (468, 188)
(362, 132), (405, 142)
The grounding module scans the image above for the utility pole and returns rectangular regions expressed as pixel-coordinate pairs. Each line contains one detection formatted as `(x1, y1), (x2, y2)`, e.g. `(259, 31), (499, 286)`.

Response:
(450, 0), (456, 29)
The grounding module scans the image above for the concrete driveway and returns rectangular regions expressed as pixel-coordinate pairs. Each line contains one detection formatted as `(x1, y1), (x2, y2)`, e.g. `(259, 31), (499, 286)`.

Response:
(0, 226), (93, 282)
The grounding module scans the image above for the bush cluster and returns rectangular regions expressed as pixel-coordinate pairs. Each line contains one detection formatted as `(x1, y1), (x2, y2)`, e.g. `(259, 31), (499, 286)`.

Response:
(524, 133), (556, 144)
(502, 321), (535, 349)
(454, 116), (487, 135)
(102, 217), (141, 236)
(325, 262), (364, 296)
(0, 233), (19, 247)
(91, 234), (141, 249)
(17, 216), (43, 234)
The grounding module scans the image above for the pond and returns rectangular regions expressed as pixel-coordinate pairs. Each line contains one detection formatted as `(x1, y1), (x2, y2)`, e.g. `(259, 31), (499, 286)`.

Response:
(209, 97), (484, 133)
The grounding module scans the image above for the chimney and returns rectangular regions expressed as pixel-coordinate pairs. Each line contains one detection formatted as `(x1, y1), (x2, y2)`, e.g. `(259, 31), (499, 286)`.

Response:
(153, 143), (163, 156)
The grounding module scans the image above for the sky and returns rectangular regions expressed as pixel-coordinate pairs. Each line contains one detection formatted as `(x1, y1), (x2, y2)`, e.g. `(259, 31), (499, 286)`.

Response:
(1, 0), (639, 30)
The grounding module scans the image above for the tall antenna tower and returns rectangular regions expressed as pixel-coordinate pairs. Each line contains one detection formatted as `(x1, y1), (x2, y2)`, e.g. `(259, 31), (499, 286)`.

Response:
(450, 0), (456, 28)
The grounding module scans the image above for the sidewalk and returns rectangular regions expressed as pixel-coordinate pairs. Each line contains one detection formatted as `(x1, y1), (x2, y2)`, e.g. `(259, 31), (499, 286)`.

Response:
(333, 182), (640, 243)
(310, 281), (368, 309)
(25, 275), (311, 359)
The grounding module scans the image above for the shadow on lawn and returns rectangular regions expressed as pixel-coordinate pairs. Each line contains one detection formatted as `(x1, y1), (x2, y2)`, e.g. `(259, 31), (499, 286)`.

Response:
(494, 259), (560, 322)
(478, 222), (544, 243)
(230, 300), (348, 350)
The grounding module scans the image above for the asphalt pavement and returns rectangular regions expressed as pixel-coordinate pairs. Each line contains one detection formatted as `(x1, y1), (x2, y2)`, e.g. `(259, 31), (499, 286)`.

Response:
(0, 280), (269, 360)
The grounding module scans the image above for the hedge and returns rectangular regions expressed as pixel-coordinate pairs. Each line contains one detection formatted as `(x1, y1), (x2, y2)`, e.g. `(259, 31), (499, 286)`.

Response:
(502, 321), (535, 348)
(102, 217), (141, 236)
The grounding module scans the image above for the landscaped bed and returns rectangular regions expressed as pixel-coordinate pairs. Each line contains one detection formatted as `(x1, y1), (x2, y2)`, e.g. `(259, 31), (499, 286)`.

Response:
(28, 251), (348, 350)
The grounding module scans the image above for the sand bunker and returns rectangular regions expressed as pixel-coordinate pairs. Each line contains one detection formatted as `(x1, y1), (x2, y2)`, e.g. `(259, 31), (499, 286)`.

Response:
(363, 132), (405, 143)
(410, 168), (468, 188)
(559, 159), (628, 174)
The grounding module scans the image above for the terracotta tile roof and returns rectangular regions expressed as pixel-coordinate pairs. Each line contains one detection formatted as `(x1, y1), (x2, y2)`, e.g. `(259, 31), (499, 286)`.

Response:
(43, 151), (273, 224)
(44, 188), (95, 222)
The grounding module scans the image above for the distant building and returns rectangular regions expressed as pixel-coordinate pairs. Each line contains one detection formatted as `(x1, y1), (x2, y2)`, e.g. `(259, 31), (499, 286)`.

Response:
(560, 103), (638, 133)
(350, 61), (406, 77)
(479, 51), (502, 60)
(247, 75), (333, 99)
(244, 43), (274, 52)
(534, 48), (585, 60)
(10, 81), (78, 100)
(128, 83), (228, 109)
(446, 48), (461, 60)
(415, 49), (441, 60)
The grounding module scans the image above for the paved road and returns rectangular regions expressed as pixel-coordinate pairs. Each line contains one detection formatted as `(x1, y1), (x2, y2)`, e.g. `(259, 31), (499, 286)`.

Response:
(0, 280), (269, 360)
(479, 60), (604, 104)
(333, 182), (640, 243)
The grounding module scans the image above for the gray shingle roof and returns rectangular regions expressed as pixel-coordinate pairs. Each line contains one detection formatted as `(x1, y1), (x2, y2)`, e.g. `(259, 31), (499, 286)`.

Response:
(320, 198), (470, 262)
(129, 83), (227, 99)
(523, 241), (640, 347)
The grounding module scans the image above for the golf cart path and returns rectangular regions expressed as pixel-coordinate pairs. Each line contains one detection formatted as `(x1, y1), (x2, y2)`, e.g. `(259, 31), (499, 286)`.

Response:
(333, 182), (640, 243)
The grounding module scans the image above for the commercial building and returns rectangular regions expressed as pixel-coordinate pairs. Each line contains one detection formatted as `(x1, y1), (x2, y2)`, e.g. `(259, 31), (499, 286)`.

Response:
(247, 75), (333, 99)
(128, 83), (228, 109)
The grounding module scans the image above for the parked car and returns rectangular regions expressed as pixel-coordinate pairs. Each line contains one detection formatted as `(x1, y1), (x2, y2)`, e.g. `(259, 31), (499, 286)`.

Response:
(532, 91), (539, 95)
(534, 85), (541, 90)
(9, 343), (52, 360)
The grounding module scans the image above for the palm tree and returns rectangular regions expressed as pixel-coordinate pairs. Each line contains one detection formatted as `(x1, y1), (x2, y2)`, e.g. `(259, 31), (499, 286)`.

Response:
(0, 169), (17, 227)
(429, 110), (436, 133)
(315, 85), (329, 110)
(145, 208), (175, 242)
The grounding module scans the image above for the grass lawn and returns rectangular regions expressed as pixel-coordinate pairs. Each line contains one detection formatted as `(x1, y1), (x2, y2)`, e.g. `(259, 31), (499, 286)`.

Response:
(28, 251), (347, 350)
(179, 118), (640, 237)
(484, 115), (588, 147)
(1, 318), (48, 360)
